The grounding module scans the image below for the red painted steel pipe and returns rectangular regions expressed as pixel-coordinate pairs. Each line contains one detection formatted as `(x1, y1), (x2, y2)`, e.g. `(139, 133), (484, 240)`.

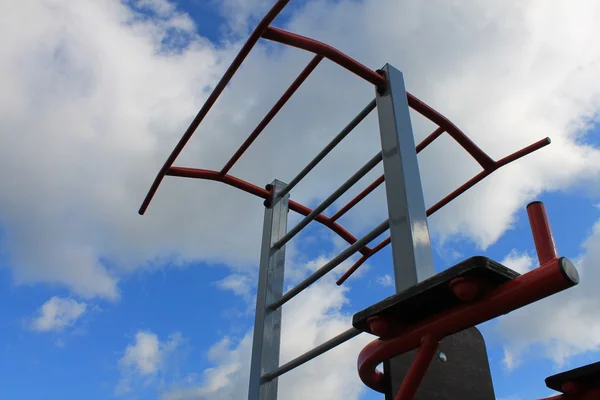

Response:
(336, 137), (552, 285)
(331, 175), (385, 222)
(358, 256), (579, 392)
(261, 27), (386, 88)
(427, 137), (550, 216)
(220, 55), (324, 175)
(406, 94), (495, 169)
(166, 167), (372, 256)
(394, 335), (439, 400)
(138, 0), (291, 215)
(527, 201), (558, 265)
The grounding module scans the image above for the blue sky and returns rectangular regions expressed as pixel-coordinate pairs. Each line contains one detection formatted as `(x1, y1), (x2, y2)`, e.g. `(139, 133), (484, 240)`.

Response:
(1, 1), (600, 399)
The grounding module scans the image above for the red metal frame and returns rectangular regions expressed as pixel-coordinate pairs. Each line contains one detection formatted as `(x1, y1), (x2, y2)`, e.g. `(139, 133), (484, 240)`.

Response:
(137, 2), (588, 399)
(356, 203), (579, 398)
(138, 0), (551, 275)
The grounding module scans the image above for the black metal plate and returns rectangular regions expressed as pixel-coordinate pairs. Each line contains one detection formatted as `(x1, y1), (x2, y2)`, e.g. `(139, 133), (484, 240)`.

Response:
(545, 361), (600, 392)
(353, 256), (519, 334)
(384, 327), (496, 400)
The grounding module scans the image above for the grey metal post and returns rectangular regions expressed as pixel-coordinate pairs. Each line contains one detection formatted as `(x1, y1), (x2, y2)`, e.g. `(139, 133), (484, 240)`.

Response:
(375, 64), (495, 399)
(248, 180), (290, 400)
(375, 64), (435, 291)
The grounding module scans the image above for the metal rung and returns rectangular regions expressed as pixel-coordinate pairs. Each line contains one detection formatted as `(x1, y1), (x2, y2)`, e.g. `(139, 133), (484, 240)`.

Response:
(261, 327), (361, 383)
(278, 99), (377, 199)
(273, 152), (383, 250)
(269, 218), (390, 311)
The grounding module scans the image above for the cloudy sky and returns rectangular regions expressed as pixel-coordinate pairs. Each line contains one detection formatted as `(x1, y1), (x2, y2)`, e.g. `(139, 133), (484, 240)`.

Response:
(1, 0), (600, 399)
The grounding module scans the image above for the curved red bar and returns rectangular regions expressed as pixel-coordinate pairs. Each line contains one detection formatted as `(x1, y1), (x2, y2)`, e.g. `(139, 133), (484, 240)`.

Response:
(261, 27), (386, 88)
(336, 137), (551, 285)
(138, 0), (292, 215)
(358, 257), (578, 392)
(166, 167), (372, 256)
(220, 54), (324, 175)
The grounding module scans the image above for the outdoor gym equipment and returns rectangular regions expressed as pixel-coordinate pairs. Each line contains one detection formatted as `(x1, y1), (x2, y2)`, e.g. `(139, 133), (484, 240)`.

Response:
(138, 1), (600, 399)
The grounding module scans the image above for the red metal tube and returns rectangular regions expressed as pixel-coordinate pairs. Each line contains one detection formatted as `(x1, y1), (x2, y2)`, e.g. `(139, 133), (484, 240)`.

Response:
(394, 335), (439, 400)
(358, 257), (579, 392)
(527, 201), (558, 265)
(331, 175), (385, 222)
(336, 137), (550, 284)
(138, 0), (291, 215)
(415, 127), (445, 153)
(331, 125), (449, 227)
(220, 55), (324, 175)
(336, 237), (390, 285)
(261, 27), (386, 88)
(407, 94), (495, 170)
(427, 137), (551, 216)
(166, 167), (372, 256)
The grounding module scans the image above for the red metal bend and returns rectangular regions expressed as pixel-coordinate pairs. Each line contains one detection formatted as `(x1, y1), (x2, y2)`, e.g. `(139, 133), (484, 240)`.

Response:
(261, 27), (386, 88)
(407, 93), (495, 169)
(337, 137), (551, 285)
(358, 256), (578, 392)
(395, 335), (439, 400)
(166, 167), (372, 256)
(138, 0), (291, 215)
(220, 55), (324, 175)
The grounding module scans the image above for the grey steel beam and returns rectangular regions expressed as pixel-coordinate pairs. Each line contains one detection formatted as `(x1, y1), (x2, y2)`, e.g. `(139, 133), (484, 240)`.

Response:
(248, 180), (290, 400)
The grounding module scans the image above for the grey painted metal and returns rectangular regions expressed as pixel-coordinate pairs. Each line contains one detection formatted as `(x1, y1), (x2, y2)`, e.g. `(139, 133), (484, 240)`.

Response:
(262, 327), (361, 383)
(273, 151), (383, 250)
(248, 180), (290, 400)
(270, 218), (390, 311)
(375, 64), (435, 292)
(277, 99), (377, 199)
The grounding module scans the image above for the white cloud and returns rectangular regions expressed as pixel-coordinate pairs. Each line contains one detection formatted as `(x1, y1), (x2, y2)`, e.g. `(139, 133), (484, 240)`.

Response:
(501, 250), (534, 274)
(2, 0), (600, 390)
(1, 0), (599, 303)
(215, 273), (253, 301)
(496, 217), (600, 369)
(376, 274), (393, 287)
(118, 330), (184, 395)
(162, 260), (373, 400)
(30, 296), (87, 332)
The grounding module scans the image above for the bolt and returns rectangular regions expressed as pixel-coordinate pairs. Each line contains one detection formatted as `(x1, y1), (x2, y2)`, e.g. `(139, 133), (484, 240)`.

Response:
(438, 352), (448, 363)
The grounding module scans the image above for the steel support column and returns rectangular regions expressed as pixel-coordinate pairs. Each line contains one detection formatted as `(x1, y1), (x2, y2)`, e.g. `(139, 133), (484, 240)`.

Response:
(248, 180), (290, 400)
(375, 64), (495, 399)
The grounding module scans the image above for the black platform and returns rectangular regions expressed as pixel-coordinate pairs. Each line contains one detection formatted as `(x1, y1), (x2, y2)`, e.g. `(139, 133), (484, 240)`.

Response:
(545, 361), (600, 392)
(353, 256), (519, 334)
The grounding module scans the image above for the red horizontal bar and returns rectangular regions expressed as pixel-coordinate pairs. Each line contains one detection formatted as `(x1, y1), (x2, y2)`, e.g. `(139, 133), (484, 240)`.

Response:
(138, 0), (291, 215)
(336, 137), (551, 285)
(395, 335), (439, 400)
(358, 257), (578, 392)
(331, 175), (385, 222)
(166, 167), (371, 256)
(220, 55), (324, 175)
(407, 93), (495, 170)
(416, 127), (445, 153)
(336, 237), (390, 285)
(261, 27), (386, 88)
(427, 137), (550, 215)
(331, 126), (445, 226)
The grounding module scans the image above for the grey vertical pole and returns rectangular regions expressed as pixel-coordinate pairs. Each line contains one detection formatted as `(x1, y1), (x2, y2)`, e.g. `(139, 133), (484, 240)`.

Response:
(375, 64), (495, 399)
(375, 64), (435, 291)
(248, 180), (289, 400)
